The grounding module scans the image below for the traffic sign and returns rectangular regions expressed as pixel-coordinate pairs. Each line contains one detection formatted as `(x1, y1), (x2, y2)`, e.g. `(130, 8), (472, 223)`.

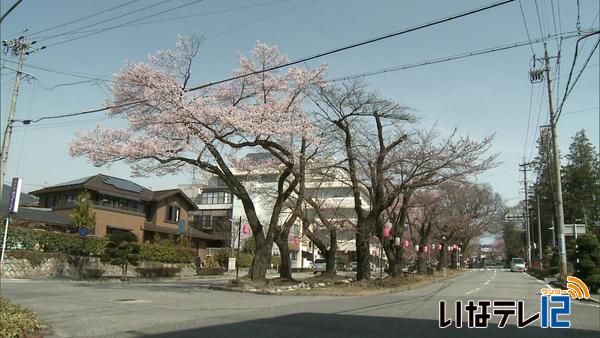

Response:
(78, 226), (89, 238)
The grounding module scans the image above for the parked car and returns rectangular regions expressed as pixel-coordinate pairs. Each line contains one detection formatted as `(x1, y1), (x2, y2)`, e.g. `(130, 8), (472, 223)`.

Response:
(313, 259), (326, 273)
(350, 261), (357, 271)
(510, 257), (526, 272)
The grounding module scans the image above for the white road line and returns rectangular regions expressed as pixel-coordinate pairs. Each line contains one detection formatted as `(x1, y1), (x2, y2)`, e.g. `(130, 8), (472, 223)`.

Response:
(465, 288), (480, 295)
(522, 271), (551, 289)
(484, 280), (490, 285)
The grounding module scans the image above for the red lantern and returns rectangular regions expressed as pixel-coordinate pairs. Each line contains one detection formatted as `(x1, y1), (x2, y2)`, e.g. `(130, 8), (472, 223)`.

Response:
(423, 245), (428, 253)
(437, 244), (442, 251)
(242, 223), (250, 234)
(403, 239), (409, 248)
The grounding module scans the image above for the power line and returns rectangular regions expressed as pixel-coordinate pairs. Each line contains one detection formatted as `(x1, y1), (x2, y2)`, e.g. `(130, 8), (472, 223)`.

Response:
(46, 0), (295, 36)
(44, 0), (207, 48)
(533, 0), (545, 37)
(10, 31), (584, 127)
(186, 0), (516, 92)
(0, 0), (23, 24)
(35, 0), (176, 41)
(517, 0), (536, 56)
(12, 100), (145, 125)
(523, 84), (534, 159)
(29, 0), (143, 37)
(556, 36), (600, 121)
(327, 31), (582, 83)
(205, 0), (317, 41)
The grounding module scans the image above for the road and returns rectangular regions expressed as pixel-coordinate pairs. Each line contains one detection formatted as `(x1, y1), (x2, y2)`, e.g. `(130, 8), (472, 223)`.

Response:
(1, 269), (598, 337)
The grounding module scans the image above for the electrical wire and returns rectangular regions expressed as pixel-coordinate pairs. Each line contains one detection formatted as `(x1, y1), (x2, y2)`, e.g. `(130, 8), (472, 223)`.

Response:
(517, 0), (536, 56)
(11, 100), (145, 125)
(35, 0), (176, 41)
(556, 37), (600, 121)
(327, 31), (581, 83)
(523, 84), (535, 159)
(533, 0), (545, 37)
(205, 0), (317, 41)
(49, 0), (295, 36)
(44, 0), (207, 48)
(10, 31), (584, 126)
(29, 0), (143, 37)
(186, 0), (516, 92)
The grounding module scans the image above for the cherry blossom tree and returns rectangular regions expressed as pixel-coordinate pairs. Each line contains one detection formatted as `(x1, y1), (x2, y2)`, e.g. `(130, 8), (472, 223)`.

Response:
(312, 80), (497, 279)
(70, 36), (326, 280)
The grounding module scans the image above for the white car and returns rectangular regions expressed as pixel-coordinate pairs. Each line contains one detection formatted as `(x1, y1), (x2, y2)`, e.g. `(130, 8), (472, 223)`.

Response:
(510, 258), (526, 272)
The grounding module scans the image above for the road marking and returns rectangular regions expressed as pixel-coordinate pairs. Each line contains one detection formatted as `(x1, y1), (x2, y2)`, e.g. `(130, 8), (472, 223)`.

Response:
(522, 271), (551, 289)
(484, 280), (490, 285)
(465, 288), (480, 295)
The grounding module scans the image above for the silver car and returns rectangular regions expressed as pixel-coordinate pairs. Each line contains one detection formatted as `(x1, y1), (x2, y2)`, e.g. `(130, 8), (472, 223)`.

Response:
(313, 259), (326, 273)
(510, 257), (526, 272)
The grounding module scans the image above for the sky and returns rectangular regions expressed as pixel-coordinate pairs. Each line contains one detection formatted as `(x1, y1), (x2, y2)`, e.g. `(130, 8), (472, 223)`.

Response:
(1, 0), (598, 207)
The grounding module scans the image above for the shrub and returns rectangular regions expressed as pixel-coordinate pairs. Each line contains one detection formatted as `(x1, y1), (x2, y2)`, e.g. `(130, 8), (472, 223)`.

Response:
(0, 297), (43, 338)
(197, 267), (226, 276)
(139, 242), (195, 264)
(569, 234), (600, 293)
(136, 266), (181, 278)
(1, 227), (107, 256)
(101, 232), (140, 279)
(237, 253), (253, 268)
(213, 247), (233, 267)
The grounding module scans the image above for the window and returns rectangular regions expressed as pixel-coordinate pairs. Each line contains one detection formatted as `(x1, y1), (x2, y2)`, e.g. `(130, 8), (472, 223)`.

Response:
(217, 178), (227, 186)
(198, 191), (232, 204)
(167, 205), (180, 222)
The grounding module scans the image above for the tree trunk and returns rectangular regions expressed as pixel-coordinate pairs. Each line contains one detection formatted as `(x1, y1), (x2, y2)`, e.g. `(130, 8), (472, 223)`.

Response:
(437, 243), (447, 271)
(249, 237), (272, 280)
(356, 228), (371, 280)
(275, 239), (293, 280)
(323, 249), (336, 276)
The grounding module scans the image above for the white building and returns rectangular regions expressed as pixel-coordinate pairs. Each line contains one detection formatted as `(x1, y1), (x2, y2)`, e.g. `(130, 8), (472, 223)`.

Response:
(179, 153), (383, 268)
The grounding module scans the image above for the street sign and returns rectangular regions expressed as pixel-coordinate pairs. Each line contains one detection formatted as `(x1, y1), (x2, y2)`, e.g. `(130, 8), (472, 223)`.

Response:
(178, 220), (186, 234)
(564, 224), (586, 237)
(7, 177), (22, 214)
(78, 226), (89, 238)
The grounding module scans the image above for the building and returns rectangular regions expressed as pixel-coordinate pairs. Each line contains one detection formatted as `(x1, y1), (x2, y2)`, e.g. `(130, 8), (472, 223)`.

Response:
(30, 174), (227, 260)
(1, 184), (72, 230)
(180, 153), (382, 268)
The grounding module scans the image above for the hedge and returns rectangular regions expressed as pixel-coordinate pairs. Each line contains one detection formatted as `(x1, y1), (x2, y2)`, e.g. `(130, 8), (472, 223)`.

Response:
(139, 242), (195, 264)
(1, 226), (194, 264)
(0, 297), (43, 338)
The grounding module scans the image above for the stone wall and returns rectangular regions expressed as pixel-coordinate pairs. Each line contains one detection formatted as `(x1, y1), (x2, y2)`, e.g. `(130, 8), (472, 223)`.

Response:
(1, 253), (197, 279)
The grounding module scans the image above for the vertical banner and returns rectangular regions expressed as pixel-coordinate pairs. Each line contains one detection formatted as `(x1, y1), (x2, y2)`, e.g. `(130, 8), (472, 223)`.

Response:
(7, 177), (22, 214)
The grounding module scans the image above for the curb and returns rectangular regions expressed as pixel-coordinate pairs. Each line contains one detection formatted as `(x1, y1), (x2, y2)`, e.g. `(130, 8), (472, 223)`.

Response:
(209, 271), (465, 297)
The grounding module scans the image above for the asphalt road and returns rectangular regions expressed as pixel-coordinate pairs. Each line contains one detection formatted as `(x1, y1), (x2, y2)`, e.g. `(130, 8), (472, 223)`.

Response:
(1, 269), (598, 337)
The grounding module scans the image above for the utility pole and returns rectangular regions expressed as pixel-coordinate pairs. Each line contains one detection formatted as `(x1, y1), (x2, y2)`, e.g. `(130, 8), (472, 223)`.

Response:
(0, 32), (43, 200)
(542, 43), (568, 282)
(519, 161), (533, 266)
(536, 193), (543, 269)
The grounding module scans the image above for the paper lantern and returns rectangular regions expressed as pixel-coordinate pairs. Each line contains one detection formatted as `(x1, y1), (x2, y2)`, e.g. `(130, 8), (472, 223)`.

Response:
(403, 240), (409, 248)
(438, 244), (442, 251)
(415, 244), (420, 252)
(394, 237), (401, 246)
(242, 223), (250, 234)
(423, 245), (428, 253)
(431, 244), (436, 250)
(383, 227), (391, 238)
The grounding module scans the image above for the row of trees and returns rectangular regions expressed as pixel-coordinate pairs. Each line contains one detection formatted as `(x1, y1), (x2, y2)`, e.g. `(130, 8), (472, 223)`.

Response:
(528, 129), (599, 254)
(69, 37), (503, 281)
